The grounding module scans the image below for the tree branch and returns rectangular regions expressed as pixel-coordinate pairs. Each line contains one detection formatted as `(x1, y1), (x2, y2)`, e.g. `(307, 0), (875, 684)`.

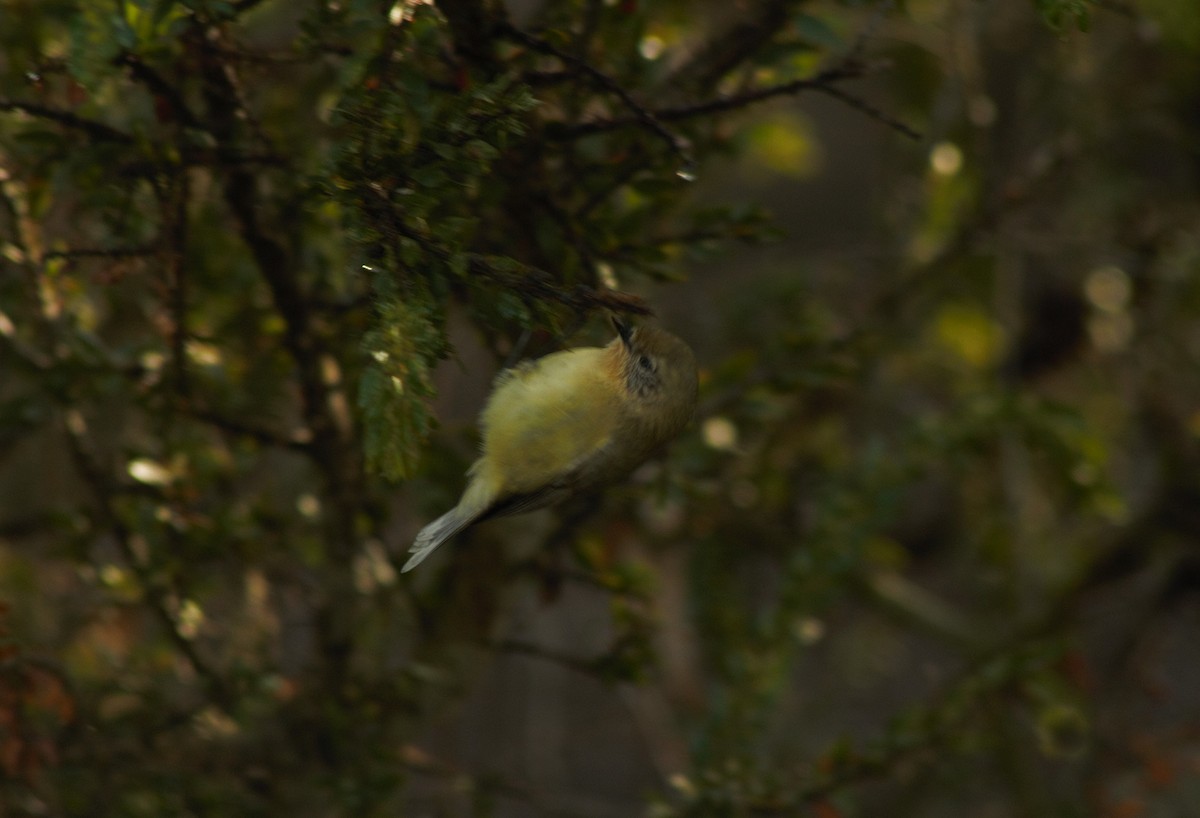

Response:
(498, 22), (693, 167)
(117, 52), (202, 130)
(494, 639), (599, 676)
(0, 98), (133, 144)
(360, 181), (654, 319)
(667, 0), (812, 95)
(195, 28), (363, 690)
(183, 404), (311, 452)
(467, 253), (655, 318)
(812, 80), (922, 141)
(43, 244), (161, 261)
(553, 62), (920, 142)
(232, 0), (269, 13)
(436, 0), (507, 71)
(151, 170), (191, 398)
(62, 413), (233, 709)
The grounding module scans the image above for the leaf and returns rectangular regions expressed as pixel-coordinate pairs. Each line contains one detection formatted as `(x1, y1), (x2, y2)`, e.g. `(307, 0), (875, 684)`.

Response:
(68, 6), (126, 85)
(1035, 703), (1089, 758)
(357, 296), (445, 480)
(111, 11), (137, 49)
(745, 113), (822, 178)
(1034, 0), (1093, 31)
(932, 303), (1007, 368)
(793, 13), (844, 51)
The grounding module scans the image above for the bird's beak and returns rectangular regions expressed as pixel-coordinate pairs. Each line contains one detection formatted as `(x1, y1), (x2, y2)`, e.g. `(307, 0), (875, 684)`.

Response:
(611, 315), (635, 350)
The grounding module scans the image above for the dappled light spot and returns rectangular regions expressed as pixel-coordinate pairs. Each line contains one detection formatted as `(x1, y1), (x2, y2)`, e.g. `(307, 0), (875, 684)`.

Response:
(702, 416), (738, 451)
(929, 141), (963, 176)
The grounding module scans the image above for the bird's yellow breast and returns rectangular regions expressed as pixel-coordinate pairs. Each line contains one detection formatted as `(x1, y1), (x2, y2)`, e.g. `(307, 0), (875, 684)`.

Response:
(476, 346), (624, 495)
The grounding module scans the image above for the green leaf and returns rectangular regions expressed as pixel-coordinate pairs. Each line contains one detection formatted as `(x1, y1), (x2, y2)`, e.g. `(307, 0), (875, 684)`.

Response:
(1034, 0), (1093, 31)
(68, 6), (126, 84)
(111, 12), (137, 49)
(358, 297), (445, 480)
(793, 13), (844, 51)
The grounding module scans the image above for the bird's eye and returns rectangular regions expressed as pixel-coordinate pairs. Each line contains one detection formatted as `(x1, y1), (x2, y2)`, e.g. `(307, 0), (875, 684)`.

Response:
(638, 355), (653, 371)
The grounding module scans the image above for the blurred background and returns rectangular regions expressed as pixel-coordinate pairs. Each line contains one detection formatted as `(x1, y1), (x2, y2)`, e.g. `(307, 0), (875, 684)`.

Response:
(1, 0), (1199, 815)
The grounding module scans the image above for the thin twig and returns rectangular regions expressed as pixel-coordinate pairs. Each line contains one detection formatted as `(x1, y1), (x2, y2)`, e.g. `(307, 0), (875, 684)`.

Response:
(43, 244), (161, 261)
(1094, 0), (1136, 16)
(397, 744), (542, 805)
(185, 404), (312, 451)
(0, 513), (65, 541)
(363, 183), (654, 319)
(494, 639), (598, 676)
(666, 0), (804, 95)
(811, 81), (922, 141)
(570, 0), (606, 60)
(62, 415), (234, 709)
(197, 33), (364, 692)
(231, 0), (270, 14)
(553, 63), (920, 142)
(117, 52), (201, 129)
(436, 0), (505, 71)
(498, 22), (694, 168)
(153, 171), (191, 398)
(509, 556), (651, 600)
(466, 253), (655, 317)
(0, 98), (133, 144)
(847, 0), (895, 65)
(574, 143), (649, 219)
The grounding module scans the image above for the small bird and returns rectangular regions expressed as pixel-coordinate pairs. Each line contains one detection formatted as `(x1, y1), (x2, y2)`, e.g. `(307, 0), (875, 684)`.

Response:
(402, 316), (698, 572)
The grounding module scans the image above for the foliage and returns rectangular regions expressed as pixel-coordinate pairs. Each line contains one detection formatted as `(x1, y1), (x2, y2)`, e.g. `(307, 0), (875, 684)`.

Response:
(2, 0), (1200, 817)
(1034, 0), (1094, 31)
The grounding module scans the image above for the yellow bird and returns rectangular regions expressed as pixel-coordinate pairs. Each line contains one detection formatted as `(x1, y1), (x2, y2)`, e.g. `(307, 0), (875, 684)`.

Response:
(402, 317), (698, 572)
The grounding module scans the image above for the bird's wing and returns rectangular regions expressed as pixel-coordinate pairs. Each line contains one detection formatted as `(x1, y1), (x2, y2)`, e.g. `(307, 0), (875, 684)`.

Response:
(481, 480), (577, 520)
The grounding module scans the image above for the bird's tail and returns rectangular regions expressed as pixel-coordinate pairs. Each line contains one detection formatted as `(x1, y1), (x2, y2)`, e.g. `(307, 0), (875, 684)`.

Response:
(401, 476), (494, 573)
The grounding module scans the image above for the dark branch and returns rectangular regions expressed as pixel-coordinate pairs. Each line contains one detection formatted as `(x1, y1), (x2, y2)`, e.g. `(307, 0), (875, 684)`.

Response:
(362, 181), (653, 319)
(498, 22), (693, 167)
(154, 173), (191, 398)
(232, 0), (269, 12)
(117, 52), (201, 129)
(196, 30), (363, 691)
(62, 416), (233, 709)
(553, 63), (921, 142)
(494, 639), (599, 676)
(437, 0), (507, 71)
(470, 254), (654, 318)
(43, 244), (161, 261)
(667, 0), (810, 95)
(197, 44), (330, 448)
(0, 98), (133, 144)
(1094, 0), (1136, 16)
(810, 81), (923, 141)
(185, 404), (312, 451)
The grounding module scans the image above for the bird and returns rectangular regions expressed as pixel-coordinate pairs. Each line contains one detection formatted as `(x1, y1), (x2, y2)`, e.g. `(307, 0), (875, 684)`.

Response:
(402, 316), (698, 572)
